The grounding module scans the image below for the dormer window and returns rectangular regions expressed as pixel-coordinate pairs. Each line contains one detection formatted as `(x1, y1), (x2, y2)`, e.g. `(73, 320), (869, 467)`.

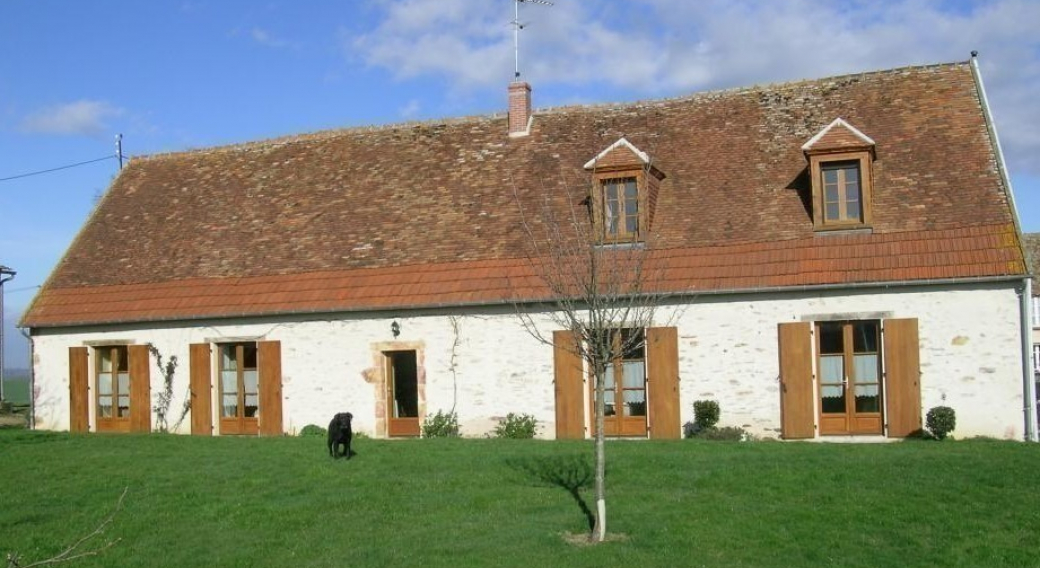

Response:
(802, 119), (876, 231)
(821, 161), (862, 223)
(584, 138), (665, 243)
(602, 176), (640, 240)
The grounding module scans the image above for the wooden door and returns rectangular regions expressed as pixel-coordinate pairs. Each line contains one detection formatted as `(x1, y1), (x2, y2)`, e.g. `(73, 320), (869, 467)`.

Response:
(189, 343), (213, 436)
(386, 351), (420, 437)
(218, 343), (259, 435)
(95, 346), (132, 433)
(592, 329), (648, 438)
(817, 321), (883, 435)
(553, 330), (586, 439)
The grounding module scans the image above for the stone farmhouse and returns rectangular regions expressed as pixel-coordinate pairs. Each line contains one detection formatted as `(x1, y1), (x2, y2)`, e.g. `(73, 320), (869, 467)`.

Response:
(20, 56), (1037, 441)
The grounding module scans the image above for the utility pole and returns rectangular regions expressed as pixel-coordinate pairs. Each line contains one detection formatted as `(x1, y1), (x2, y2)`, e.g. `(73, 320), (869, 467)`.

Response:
(0, 265), (15, 402)
(116, 134), (124, 170)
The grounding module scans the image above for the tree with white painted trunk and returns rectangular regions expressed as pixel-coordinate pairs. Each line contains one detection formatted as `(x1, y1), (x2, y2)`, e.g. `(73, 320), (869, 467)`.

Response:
(511, 159), (670, 543)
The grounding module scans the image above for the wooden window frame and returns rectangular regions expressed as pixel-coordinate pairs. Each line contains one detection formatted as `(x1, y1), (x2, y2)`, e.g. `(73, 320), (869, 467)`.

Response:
(808, 150), (874, 231)
(593, 170), (647, 244)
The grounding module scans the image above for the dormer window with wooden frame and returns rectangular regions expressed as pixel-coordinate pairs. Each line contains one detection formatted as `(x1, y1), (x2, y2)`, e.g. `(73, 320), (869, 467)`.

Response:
(802, 118), (876, 231)
(584, 137), (665, 244)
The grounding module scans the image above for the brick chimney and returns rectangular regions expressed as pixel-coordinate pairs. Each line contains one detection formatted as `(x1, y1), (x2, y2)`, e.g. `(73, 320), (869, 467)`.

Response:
(508, 81), (532, 137)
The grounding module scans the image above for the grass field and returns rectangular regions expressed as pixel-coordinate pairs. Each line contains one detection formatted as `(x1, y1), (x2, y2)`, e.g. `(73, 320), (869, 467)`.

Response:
(0, 431), (1037, 568)
(2, 375), (30, 405)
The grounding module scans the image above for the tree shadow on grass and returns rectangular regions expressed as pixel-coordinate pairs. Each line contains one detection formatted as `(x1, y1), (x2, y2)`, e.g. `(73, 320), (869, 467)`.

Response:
(508, 454), (595, 532)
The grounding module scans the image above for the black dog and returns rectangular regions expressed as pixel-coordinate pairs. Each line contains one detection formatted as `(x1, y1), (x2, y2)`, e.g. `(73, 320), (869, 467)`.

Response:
(327, 412), (353, 459)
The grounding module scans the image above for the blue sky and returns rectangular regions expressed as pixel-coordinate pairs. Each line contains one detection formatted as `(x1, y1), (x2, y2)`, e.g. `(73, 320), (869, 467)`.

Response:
(2, 0), (1039, 370)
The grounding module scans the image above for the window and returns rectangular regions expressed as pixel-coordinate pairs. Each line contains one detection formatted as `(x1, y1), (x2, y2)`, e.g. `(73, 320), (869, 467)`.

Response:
(1033, 344), (1040, 375)
(809, 152), (873, 230)
(602, 177), (640, 240)
(1032, 296), (1039, 327)
(583, 137), (665, 244)
(821, 161), (862, 223)
(96, 345), (130, 430)
(802, 118), (876, 231)
(219, 342), (259, 435)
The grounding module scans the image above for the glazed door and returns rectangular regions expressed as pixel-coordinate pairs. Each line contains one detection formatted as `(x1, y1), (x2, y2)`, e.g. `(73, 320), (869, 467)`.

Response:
(592, 329), (648, 437)
(95, 346), (131, 433)
(218, 343), (260, 436)
(386, 351), (420, 437)
(817, 321), (883, 435)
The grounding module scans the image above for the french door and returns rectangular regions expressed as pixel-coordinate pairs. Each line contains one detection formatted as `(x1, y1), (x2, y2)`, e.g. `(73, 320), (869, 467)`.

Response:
(816, 321), (883, 435)
(95, 346), (131, 433)
(591, 329), (648, 437)
(219, 343), (259, 435)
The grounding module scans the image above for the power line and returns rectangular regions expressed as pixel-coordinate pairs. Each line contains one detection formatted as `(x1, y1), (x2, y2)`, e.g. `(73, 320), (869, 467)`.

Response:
(3, 285), (40, 294)
(0, 155), (116, 183)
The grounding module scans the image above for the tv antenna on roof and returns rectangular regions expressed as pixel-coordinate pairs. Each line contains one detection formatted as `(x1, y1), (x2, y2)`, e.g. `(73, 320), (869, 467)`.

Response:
(512, 0), (553, 81)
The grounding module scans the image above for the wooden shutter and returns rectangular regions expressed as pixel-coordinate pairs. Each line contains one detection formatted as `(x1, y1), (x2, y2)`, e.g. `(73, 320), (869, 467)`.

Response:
(69, 347), (89, 433)
(778, 322), (815, 439)
(646, 327), (680, 439)
(258, 340), (283, 437)
(883, 318), (922, 437)
(128, 345), (152, 433)
(553, 330), (585, 439)
(189, 343), (213, 436)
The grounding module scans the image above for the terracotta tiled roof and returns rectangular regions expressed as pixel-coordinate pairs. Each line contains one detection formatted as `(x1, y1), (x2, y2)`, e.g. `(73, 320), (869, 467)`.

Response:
(22, 61), (1027, 328)
(24, 223), (1023, 327)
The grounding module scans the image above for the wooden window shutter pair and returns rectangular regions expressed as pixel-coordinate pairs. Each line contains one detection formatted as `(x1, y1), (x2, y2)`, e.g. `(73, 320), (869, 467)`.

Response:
(188, 341), (282, 436)
(777, 319), (921, 439)
(68, 345), (151, 433)
(552, 327), (680, 439)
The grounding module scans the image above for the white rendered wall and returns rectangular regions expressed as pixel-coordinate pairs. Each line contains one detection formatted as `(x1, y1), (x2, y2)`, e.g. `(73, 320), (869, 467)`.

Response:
(29, 282), (1027, 440)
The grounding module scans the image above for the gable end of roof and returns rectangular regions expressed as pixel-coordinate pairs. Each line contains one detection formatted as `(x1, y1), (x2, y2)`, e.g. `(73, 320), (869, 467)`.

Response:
(802, 118), (876, 152)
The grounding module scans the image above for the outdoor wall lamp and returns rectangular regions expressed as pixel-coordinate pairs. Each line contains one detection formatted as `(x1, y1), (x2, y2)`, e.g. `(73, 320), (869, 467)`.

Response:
(391, 320), (400, 338)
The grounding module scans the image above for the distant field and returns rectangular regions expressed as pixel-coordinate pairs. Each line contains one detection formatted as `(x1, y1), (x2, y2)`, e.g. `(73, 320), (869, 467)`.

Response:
(0, 431), (1037, 568)
(2, 375), (30, 405)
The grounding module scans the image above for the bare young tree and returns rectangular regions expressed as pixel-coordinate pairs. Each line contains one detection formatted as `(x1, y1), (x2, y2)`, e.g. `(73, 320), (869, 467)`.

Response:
(511, 159), (672, 543)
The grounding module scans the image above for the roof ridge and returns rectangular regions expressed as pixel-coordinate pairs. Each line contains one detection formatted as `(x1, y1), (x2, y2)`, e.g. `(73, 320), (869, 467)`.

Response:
(131, 59), (969, 163)
(535, 59), (969, 116)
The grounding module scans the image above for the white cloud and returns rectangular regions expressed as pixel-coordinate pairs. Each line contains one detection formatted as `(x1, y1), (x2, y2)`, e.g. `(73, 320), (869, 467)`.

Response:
(399, 99), (421, 118)
(352, 0), (1040, 174)
(250, 27), (292, 49)
(19, 100), (124, 137)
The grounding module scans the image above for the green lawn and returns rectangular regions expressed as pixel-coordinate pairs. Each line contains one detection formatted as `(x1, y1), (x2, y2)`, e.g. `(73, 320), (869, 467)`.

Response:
(0, 431), (1037, 568)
